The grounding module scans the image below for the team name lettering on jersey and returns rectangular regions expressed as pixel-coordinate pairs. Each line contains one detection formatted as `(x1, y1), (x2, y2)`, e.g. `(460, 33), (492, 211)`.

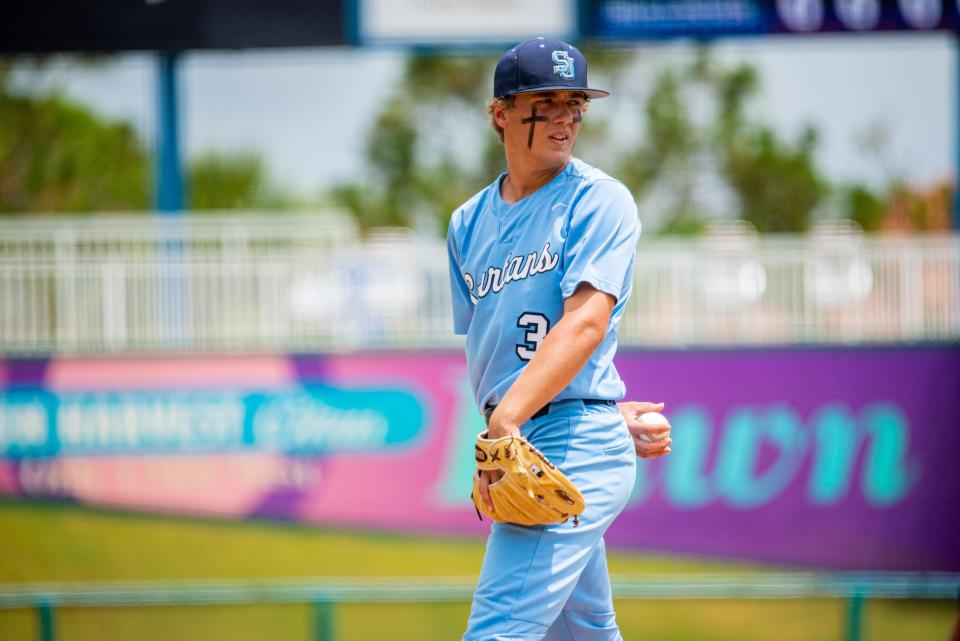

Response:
(462, 241), (560, 304)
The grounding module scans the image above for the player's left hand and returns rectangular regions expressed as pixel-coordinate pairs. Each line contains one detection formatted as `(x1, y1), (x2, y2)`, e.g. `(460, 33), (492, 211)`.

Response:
(619, 401), (672, 459)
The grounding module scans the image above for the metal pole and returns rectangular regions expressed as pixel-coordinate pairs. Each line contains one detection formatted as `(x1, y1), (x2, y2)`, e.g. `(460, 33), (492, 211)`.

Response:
(154, 50), (187, 347)
(156, 51), (185, 213)
(37, 602), (55, 641)
(313, 599), (335, 641)
(956, 33), (960, 230)
(845, 592), (864, 641)
(345, 0), (360, 45)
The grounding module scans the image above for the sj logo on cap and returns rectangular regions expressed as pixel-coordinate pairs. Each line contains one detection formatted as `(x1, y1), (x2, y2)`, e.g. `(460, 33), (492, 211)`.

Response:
(551, 51), (574, 80)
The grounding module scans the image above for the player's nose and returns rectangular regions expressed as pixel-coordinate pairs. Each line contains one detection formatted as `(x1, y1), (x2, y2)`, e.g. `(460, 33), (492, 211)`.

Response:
(552, 105), (575, 124)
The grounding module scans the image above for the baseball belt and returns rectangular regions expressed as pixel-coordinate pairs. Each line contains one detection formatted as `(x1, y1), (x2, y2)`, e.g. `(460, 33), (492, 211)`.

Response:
(483, 399), (615, 425)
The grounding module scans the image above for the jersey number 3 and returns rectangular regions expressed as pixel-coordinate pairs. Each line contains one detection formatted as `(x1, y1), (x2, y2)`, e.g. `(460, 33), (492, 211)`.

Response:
(516, 312), (550, 361)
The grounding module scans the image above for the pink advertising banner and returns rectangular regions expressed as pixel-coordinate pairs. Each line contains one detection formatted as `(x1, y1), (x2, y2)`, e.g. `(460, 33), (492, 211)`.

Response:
(1, 347), (958, 570)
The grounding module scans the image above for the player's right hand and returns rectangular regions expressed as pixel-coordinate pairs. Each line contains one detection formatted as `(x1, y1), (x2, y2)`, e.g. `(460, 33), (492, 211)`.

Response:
(620, 401), (673, 459)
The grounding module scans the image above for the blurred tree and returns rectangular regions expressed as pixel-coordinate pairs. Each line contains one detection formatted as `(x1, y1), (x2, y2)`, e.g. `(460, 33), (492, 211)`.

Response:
(187, 151), (293, 210)
(879, 181), (953, 232)
(619, 48), (826, 234)
(724, 125), (823, 233)
(331, 55), (498, 231)
(845, 184), (886, 232)
(337, 46), (942, 236)
(841, 121), (955, 232)
(330, 48), (629, 232)
(0, 61), (149, 213)
(0, 60), (293, 214)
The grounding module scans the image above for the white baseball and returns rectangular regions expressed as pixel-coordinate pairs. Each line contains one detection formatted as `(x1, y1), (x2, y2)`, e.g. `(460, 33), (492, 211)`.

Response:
(636, 412), (670, 443)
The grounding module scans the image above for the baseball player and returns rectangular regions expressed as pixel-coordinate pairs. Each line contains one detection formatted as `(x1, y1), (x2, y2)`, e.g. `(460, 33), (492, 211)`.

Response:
(447, 38), (669, 641)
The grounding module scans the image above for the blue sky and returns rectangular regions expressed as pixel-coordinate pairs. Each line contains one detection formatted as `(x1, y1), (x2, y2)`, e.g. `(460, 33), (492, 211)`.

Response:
(11, 32), (955, 198)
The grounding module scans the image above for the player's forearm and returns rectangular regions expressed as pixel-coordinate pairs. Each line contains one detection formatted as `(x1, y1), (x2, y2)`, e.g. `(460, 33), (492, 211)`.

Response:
(490, 309), (605, 433)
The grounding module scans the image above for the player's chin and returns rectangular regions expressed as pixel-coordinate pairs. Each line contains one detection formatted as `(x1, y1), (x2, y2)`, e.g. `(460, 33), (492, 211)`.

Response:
(537, 143), (574, 164)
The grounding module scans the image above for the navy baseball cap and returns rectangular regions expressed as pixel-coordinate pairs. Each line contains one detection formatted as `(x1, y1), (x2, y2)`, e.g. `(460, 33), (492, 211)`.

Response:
(493, 37), (609, 100)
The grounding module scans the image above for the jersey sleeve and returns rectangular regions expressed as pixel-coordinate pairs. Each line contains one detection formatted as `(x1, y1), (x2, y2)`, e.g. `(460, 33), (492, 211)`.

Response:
(446, 222), (474, 335)
(561, 180), (640, 301)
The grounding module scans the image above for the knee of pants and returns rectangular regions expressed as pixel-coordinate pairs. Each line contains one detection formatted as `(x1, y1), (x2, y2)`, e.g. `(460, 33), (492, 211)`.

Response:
(543, 609), (622, 641)
(461, 595), (549, 641)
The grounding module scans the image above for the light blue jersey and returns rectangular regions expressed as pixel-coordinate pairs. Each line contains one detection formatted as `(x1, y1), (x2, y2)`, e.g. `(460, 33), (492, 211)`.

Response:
(447, 158), (640, 412)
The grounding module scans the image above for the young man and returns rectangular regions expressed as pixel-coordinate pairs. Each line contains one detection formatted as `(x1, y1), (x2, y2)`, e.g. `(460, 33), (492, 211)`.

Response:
(447, 38), (668, 640)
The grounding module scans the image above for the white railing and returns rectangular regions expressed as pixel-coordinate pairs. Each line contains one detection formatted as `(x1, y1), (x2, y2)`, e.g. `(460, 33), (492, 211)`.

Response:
(0, 213), (958, 354)
(624, 230), (960, 346)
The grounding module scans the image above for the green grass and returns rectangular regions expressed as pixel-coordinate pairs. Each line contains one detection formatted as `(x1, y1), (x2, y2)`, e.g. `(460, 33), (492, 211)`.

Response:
(0, 500), (955, 641)
(0, 500), (744, 581)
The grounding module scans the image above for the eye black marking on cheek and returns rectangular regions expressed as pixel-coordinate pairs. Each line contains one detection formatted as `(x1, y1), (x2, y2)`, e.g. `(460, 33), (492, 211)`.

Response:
(572, 109), (582, 124)
(521, 106), (549, 149)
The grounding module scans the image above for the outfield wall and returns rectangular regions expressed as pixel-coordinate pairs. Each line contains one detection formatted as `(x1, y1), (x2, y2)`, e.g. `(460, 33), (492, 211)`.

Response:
(1, 347), (958, 571)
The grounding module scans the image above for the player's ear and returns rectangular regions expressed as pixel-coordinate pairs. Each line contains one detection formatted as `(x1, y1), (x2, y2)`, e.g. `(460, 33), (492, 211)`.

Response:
(493, 103), (510, 129)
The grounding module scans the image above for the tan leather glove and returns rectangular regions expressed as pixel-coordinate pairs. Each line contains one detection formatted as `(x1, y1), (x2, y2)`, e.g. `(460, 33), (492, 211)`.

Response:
(471, 431), (585, 527)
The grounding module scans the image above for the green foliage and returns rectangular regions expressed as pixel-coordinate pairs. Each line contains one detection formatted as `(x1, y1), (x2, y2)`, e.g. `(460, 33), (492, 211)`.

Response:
(699, 55), (758, 144)
(0, 61), (292, 214)
(330, 94), (428, 229)
(405, 55), (489, 103)
(618, 49), (826, 235)
(188, 151), (293, 210)
(618, 69), (693, 199)
(366, 96), (421, 227)
(578, 43), (635, 78)
(845, 184), (885, 232)
(337, 47), (836, 235)
(331, 53), (502, 231)
(657, 210), (710, 236)
(842, 121), (954, 231)
(0, 67), (150, 213)
(724, 126), (824, 233)
(332, 49), (634, 232)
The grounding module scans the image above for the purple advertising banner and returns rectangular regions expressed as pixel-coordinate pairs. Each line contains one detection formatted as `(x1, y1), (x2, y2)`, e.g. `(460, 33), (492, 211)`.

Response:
(609, 348), (960, 571)
(1, 347), (958, 571)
